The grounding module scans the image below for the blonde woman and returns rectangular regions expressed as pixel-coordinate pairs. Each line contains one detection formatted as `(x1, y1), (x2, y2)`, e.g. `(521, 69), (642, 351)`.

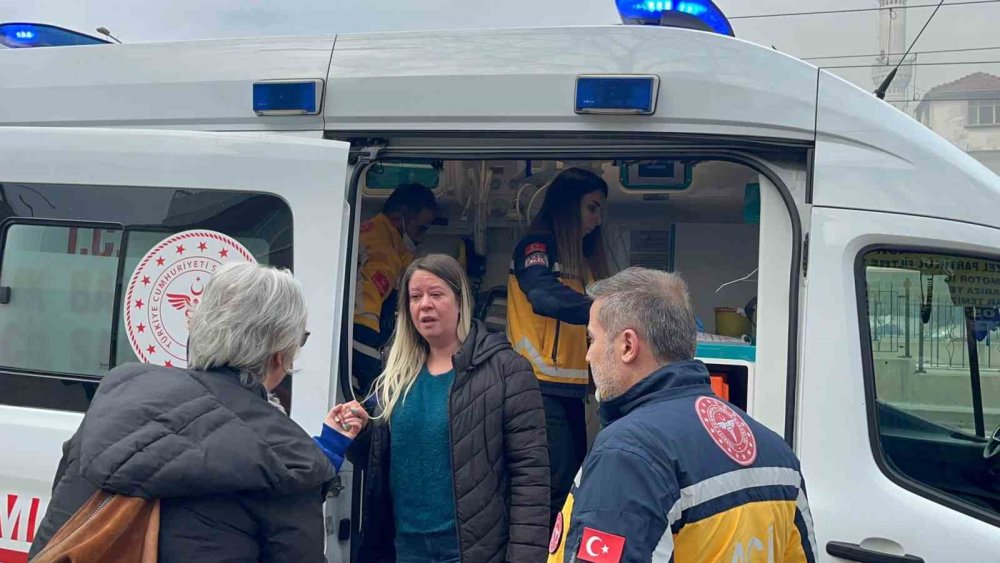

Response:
(343, 254), (549, 563)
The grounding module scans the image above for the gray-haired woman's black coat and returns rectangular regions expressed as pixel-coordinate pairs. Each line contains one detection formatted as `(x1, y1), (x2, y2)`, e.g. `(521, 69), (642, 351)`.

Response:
(349, 319), (551, 563)
(29, 364), (336, 562)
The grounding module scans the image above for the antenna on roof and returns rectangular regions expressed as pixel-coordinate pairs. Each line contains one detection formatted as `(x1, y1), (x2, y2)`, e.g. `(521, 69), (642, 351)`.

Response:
(95, 26), (122, 43)
(875, 0), (944, 100)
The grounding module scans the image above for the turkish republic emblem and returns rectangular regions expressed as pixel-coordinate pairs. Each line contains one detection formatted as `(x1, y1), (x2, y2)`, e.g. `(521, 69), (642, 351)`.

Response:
(123, 230), (256, 368)
(695, 395), (758, 466)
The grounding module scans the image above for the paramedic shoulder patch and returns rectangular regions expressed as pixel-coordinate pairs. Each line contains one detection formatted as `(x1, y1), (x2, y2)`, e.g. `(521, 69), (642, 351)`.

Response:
(372, 270), (392, 297)
(695, 396), (757, 466)
(124, 230), (256, 369)
(576, 527), (625, 563)
(549, 512), (563, 554)
(525, 252), (549, 268)
(525, 242), (547, 256)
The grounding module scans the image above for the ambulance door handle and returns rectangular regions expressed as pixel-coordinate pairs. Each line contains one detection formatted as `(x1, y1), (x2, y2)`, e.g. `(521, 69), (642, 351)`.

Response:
(826, 541), (924, 563)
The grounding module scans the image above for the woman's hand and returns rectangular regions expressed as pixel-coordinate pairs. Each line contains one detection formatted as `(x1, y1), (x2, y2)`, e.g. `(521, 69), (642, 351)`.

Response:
(325, 400), (370, 439)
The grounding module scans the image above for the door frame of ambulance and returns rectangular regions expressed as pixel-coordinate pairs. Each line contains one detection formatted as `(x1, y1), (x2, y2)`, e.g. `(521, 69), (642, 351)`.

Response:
(337, 134), (809, 557)
(0, 127), (352, 563)
(799, 207), (1000, 562)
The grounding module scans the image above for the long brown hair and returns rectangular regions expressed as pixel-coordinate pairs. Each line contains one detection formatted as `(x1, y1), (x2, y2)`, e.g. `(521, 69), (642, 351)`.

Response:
(372, 254), (473, 420)
(530, 167), (610, 281)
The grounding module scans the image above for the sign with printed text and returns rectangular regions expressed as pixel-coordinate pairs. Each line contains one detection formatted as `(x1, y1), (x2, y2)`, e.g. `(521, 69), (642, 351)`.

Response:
(123, 230), (256, 369)
(865, 251), (1000, 309)
(0, 493), (47, 563)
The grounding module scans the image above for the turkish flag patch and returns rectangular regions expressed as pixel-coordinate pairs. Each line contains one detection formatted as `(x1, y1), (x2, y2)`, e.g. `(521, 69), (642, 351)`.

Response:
(576, 527), (625, 563)
(372, 271), (391, 297)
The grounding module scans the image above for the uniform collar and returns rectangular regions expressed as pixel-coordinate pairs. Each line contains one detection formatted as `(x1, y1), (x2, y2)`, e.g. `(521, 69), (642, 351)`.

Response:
(598, 359), (712, 426)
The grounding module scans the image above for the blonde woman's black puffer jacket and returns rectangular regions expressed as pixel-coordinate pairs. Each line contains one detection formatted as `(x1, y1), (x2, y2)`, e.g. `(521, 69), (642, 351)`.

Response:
(349, 319), (550, 563)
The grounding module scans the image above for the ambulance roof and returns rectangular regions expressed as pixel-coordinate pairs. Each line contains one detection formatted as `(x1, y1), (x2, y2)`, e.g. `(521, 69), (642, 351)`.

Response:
(0, 25), (811, 136)
(0, 25), (997, 227)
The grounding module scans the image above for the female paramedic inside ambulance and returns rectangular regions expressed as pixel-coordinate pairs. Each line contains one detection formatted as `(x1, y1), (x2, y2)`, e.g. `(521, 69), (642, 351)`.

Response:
(506, 167), (611, 527)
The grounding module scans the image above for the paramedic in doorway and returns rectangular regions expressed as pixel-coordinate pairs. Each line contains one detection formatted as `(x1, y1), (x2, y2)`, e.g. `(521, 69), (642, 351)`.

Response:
(548, 267), (818, 563)
(506, 167), (611, 527)
(31, 263), (340, 562)
(354, 183), (438, 397)
(347, 254), (550, 563)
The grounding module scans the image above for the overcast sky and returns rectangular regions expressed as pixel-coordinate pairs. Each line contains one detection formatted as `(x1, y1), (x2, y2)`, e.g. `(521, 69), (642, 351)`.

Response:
(4, 1), (999, 104)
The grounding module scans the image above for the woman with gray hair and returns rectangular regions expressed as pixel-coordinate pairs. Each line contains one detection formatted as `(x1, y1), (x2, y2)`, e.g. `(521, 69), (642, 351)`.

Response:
(31, 262), (341, 562)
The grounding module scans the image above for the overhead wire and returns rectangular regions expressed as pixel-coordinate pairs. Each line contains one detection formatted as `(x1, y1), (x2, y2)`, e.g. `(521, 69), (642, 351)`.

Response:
(728, 0), (1000, 20)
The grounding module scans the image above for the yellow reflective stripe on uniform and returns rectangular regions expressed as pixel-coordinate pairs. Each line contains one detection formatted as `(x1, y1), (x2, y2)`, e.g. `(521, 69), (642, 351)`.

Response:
(547, 490), (576, 563)
(512, 337), (589, 382)
(655, 466), (805, 560)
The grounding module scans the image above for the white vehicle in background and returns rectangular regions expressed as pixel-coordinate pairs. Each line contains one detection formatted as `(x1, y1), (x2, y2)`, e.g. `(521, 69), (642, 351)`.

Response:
(1, 1), (998, 561)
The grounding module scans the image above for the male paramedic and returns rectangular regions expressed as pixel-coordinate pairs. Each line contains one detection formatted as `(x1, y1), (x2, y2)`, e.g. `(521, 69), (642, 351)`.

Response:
(353, 183), (437, 396)
(548, 267), (818, 563)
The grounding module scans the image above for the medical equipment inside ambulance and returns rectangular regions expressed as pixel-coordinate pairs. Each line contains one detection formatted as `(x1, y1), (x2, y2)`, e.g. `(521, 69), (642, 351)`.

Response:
(355, 157), (759, 411)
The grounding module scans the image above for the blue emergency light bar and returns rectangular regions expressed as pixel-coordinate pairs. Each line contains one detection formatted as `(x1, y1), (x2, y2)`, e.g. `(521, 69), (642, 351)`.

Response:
(575, 75), (659, 115)
(0, 22), (109, 48)
(616, 0), (735, 37)
(252, 80), (324, 116)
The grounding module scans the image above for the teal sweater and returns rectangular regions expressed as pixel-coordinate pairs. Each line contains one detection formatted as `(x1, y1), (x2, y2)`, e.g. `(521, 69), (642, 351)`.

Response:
(390, 365), (457, 535)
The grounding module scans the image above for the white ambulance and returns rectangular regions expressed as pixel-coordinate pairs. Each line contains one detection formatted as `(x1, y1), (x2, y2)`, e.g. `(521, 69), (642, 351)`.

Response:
(1, 6), (998, 563)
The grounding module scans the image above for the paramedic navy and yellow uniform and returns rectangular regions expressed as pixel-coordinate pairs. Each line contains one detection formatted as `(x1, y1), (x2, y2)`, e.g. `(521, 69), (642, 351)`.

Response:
(548, 360), (818, 563)
(352, 212), (415, 393)
(506, 232), (592, 395)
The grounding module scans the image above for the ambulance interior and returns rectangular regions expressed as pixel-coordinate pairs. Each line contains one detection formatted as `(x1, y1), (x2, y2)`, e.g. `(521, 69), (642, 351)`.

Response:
(353, 157), (779, 429)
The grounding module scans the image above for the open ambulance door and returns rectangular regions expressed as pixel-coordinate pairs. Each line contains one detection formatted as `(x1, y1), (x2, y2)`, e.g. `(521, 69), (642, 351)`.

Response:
(0, 127), (352, 563)
(798, 208), (1000, 562)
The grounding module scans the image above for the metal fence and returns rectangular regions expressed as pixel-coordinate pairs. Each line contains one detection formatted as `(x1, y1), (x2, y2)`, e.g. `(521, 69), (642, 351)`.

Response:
(867, 282), (1000, 370)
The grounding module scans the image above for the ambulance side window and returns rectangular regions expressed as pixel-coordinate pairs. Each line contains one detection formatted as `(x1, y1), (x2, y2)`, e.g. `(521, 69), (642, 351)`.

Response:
(861, 248), (1000, 522)
(0, 223), (122, 376)
(0, 182), (293, 413)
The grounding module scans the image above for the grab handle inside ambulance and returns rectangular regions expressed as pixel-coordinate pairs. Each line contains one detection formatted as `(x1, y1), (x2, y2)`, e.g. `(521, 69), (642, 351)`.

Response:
(826, 541), (924, 563)
(0, 286), (9, 304)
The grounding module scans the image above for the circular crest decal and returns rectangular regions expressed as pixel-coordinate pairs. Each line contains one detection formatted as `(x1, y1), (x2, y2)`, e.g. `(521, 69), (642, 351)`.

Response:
(124, 230), (256, 368)
(695, 395), (757, 466)
(549, 512), (563, 554)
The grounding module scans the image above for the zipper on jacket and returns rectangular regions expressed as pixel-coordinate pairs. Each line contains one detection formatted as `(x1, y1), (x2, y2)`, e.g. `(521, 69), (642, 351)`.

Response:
(447, 366), (464, 562)
(88, 494), (114, 521)
(551, 320), (561, 363)
(35, 494), (114, 558)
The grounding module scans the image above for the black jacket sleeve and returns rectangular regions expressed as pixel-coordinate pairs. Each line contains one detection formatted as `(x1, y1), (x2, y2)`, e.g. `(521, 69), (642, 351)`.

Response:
(501, 352), (551, 562)
(562, 445), (678, 562)
(513, 234), (591, 325)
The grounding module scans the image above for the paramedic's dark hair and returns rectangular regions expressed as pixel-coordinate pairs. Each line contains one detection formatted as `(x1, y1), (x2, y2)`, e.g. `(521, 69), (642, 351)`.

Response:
(587, 267), (697, 364)
(530, 167), (610, 280)
(383, 183), (437, 220)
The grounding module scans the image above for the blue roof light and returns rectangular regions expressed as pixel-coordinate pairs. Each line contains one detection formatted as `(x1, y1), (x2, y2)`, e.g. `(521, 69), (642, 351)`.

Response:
(616, 0), (734, 36)
(575, 75), (659, 115)
(253, 80), (323, 116)
(0, 22), (109, 48)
